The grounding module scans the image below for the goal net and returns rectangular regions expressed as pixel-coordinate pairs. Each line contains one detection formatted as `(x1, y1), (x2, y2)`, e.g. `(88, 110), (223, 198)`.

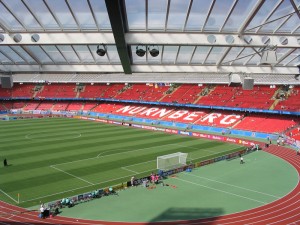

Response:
(157, 152), (188, 171)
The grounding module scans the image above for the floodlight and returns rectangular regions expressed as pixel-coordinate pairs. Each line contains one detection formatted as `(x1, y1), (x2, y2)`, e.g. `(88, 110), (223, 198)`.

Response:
(96, 44), (106, 56)
(136, 45), (146, 57)
(260, 46), (277, 65)
(148, 45), (159, 57)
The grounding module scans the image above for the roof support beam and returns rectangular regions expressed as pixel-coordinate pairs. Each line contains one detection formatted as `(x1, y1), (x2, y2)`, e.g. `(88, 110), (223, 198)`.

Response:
(0, 33), (299, 48)
(238, 0), (265, 36)
(0, 64), (297, 74)
(290, 0), (300, 19)
(105, 0), (132, 74)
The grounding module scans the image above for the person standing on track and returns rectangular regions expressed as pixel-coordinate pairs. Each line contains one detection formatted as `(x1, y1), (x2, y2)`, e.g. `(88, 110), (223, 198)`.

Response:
(240, 156), (244, 164)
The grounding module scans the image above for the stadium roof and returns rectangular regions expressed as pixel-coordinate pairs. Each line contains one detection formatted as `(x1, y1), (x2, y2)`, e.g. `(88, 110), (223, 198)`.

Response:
(0, 0), (299, 81)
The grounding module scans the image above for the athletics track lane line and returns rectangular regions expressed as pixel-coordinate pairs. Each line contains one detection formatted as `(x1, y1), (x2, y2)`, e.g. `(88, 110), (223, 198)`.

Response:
(0, 144), (300, 225)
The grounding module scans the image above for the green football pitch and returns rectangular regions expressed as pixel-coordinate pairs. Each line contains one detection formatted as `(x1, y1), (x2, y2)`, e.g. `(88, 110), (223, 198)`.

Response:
(0, 117), (250, 207)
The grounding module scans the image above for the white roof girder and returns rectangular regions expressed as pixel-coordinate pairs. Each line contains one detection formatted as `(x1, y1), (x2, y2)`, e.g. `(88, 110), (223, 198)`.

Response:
(0, 33), (115, 45)
(0, 64), (123, 73)
(125, 33), (300, 48)
(0, 33), (299, 48)
(0, 64), (298, 74)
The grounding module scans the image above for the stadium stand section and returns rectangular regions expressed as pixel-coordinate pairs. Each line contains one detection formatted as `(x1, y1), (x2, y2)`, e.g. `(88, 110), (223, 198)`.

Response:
(160, 84), (205, 104)
(274, 86), (300, 112)
(36, 84), (77, 98)
(1, 83), (300, 135)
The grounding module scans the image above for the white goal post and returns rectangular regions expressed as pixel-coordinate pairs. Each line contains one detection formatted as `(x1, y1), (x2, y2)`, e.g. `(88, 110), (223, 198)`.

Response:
(157, 152), (188, 171)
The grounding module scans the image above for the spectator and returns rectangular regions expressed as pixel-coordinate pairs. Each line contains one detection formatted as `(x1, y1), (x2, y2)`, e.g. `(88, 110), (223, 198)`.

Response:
(130, 176), (135, 187)
(240, 156), (244, 164)
(39, 204), (45, 219)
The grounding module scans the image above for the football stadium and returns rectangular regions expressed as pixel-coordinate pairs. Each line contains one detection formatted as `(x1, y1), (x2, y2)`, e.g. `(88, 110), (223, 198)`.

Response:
(0, 0), (300, 224)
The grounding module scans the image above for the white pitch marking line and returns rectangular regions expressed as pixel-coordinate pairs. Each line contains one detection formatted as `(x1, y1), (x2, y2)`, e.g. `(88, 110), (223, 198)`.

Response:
(0, 189), (18, 204)
(50, 165), (94, 185)
(121, 167), (139, 174)
(174, 177), (267, 204)
(185, 173), (280, 199)
(33, 143), (239, 203)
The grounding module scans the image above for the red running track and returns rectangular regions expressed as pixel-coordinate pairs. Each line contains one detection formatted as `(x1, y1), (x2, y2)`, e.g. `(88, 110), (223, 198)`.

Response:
(0, 145), (300, 225)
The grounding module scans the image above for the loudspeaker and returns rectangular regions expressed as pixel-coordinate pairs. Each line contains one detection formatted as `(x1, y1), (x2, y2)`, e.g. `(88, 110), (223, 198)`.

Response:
(229, 74), (241, 87)
(1, 76), (13, 88)
(243, 77), (254, 90)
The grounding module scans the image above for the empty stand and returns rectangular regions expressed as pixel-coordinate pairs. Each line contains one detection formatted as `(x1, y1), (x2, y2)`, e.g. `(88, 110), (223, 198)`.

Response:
(36, 102), (54, 111)
(36, 84), (77, 98)
(234, 114), (298, 133)
(23, 102), (40, 110)
(67, 102), (84, 111)
(160, 84), (205, 104)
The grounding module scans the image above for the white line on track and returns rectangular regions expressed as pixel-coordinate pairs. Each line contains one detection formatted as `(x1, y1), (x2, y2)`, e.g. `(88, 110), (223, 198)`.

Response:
(185, 173), (280, 199)
(174, 177), (267, 204)
(50, 165), (94, 185)
(0, 189), (18, 204)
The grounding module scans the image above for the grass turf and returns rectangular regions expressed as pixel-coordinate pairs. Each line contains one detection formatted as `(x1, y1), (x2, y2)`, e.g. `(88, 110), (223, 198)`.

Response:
(0, 117), (244, 208)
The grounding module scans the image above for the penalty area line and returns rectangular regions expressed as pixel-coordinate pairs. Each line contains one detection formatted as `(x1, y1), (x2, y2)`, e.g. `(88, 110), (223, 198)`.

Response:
(0, 189), (18, 204)
(121, 167), (139, 174)
(50, 165), (94, 185)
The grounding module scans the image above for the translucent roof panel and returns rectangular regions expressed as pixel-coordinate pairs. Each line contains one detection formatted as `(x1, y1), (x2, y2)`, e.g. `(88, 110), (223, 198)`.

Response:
(2, 0), (42, 30)
(295, 26), (300, 34)
(246, 54), (261, 65)
(190, 46), (211, 64)
(204, 0), (235, 32)
(176, 46), (195, 64)
(68, 0), (97, 30)
(105, 45), (121, 63)
(125, 0), (146, 31)
(277, 14), (300, 33)
(0, 51), (12, 64)
(72, 45), (95, 63)
(281, 49), (300, 66)
(89, 0), (111, 30)
(45, 0), (78, 30)
(10, 46), (37, 64)
(23, 46), (53, 64)
(222, 0), (257, 32)
(245, 0), (281, 33)
(231, 48), (255, 65)
(222, 47), (243, 65)
(276, 48), (293, 64)
(205, 47), (226, 64)
(258, 0), (299, 33)
(167, 0), (190, 31)
(185, 0), (213, 31)
(56, 45), (80, 63)
(162, 46), (179, 64)
(148, 0), (167, 30)
(287, 54), (300, 66)
(0, 2), (25, 31)
(41, 45), (67, 64)
(24, 0), (60, 30)
(0, 46), (25, 64)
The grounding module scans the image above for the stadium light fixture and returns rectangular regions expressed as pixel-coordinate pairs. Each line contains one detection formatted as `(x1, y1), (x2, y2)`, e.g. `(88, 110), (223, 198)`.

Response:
(96, 44), (106, 56)
(260, 46), (277, 65)
(148, 45), (160, 57)
(136, 44), (146, 57)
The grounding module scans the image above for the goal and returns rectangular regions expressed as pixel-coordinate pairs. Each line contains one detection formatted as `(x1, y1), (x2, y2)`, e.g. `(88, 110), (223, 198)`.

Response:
(157, 152), (188, 171)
